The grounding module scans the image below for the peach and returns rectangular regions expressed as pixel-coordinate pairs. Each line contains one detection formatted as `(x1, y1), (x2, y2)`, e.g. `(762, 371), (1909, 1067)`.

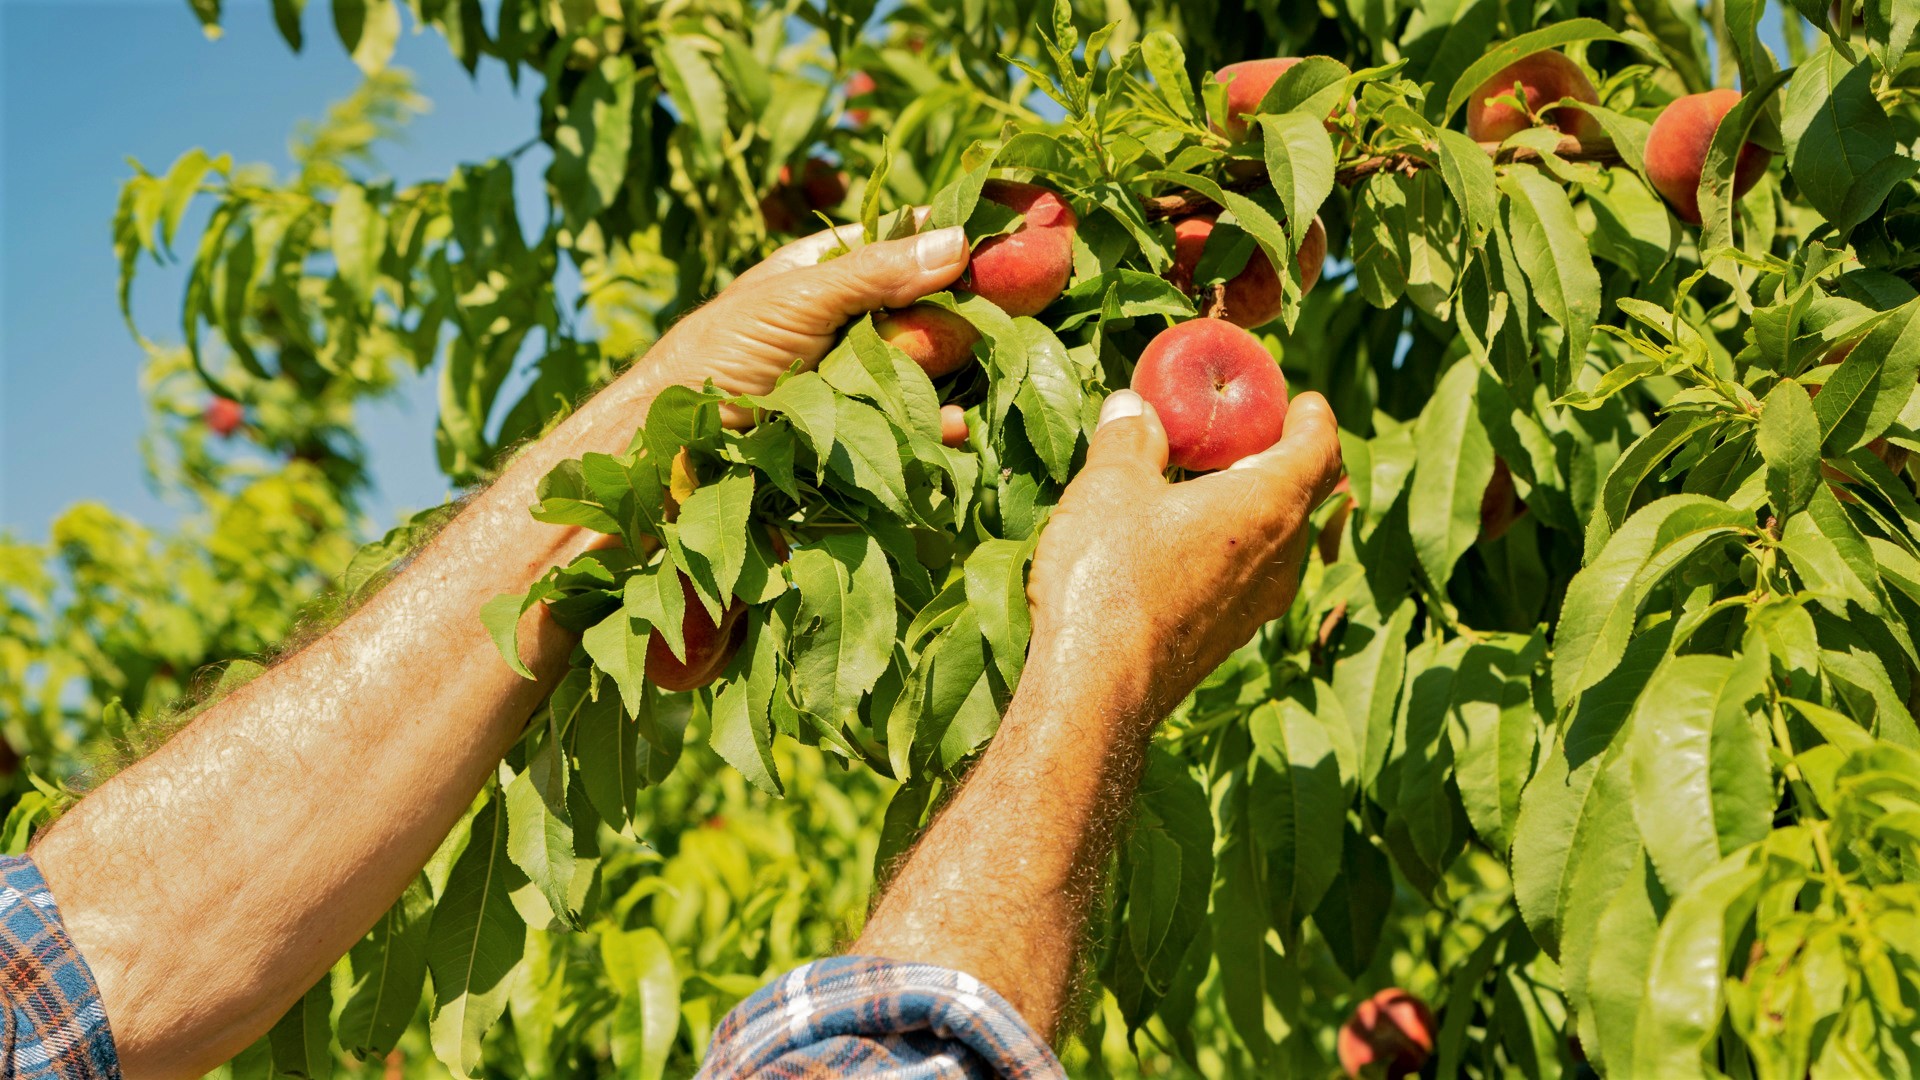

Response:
(647, 571), (748, 692)
(1337, 989), (1436, 1080)
(1213, 57), (1306, 142)
(1480, 457), (1527, 541)
(845, 70), (878, 126)
(759, 157), (850, 234)
(940, 404), (969, 448)
(876, 304), (980, 378)
(1464, 51), (1603, 143)
(963, 180), (1077, 316)
(205, 397), (244, 438)
(1130, 318), (1289, 471)
(1645, 90), (1772, 225)
(1167, 214), (1326, 328)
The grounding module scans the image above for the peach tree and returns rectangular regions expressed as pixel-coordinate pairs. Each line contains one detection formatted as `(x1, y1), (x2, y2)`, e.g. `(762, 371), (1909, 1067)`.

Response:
(97, 0), (1920, 1074)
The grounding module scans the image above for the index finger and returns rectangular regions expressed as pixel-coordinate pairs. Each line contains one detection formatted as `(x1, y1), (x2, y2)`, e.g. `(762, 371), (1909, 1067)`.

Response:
(733, 208), (936, 290)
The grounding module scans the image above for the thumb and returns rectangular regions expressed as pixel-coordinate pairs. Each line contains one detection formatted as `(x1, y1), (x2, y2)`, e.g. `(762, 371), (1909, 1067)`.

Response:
(1081, 390), (1170, 476)
(806, 225), (970, 319)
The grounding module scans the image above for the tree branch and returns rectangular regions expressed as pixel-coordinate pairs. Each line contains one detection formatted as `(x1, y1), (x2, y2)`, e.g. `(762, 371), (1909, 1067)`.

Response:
(1138, 135), (1623, 220)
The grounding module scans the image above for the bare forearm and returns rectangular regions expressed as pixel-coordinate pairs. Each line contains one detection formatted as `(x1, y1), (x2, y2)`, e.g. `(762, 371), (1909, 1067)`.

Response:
(32, 363), (674, 1077)
(854, 668), (1152, 1038)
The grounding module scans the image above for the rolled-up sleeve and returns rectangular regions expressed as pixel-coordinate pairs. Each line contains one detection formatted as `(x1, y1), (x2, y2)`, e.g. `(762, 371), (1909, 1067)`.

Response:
(696, 956), (1063, 1079)
(0, 857), (120, 1079)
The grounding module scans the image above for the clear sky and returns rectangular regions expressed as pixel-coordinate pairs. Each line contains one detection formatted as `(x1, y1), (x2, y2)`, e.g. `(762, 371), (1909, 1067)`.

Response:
(0, 0), (546, 539)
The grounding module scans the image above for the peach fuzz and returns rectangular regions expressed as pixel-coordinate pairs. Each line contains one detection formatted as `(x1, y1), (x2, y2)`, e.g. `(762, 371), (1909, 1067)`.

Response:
(876, 304), (980, 378)
(963, 180), (1077, 317)
(1130, 319), (1289, 472)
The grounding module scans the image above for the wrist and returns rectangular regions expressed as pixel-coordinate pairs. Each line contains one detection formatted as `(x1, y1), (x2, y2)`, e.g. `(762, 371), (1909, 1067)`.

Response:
(1009, 640), (1162, 740)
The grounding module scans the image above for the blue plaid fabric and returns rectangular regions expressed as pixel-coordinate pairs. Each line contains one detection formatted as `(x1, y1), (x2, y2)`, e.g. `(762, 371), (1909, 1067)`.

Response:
(0, 857), (119, 1079)
(696, 956), (1063, 1079)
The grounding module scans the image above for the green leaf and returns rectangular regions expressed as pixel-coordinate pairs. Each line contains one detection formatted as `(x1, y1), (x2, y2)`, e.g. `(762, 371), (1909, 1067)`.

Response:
(1332, 599), (1418, 791)
(710, 618), (782, 796)
(788, 533), (895, 727)
(1258, 113), (1336, 247)
(337, 875), (432, 1059)
(548, 55), (637, 225)
(964, 539), (1034, 691)
(267, 975), (333, 1079)
(1781, 49), (1919, 234)
(1248, 696), (1348, 932)
(1009, 318), (1085, 482)
(347, 0), (398, 73)
(1629, 853), (1763, 1076)
(676, 470), (755, 607)
(1435, 128), (1498, 249)
(1513, 626), (1669, 958)
(427, 797), (528, 1077)
(1760, 380), (1823, 519)
(826, 397), (916, 520)
(157, 148), (216, 254)
(755, 373), (837, 461)
(582, 604), (651, 718)
(1554, 496), (1755, 708)
(1140, 31), (1197, 120)
(1440, 20), (1634, 123)
(1698, 72), (1789, 253)
(1812, 298), (1920, 455)
(1409, 360), (1494, 588)
(273, 0), (306, 49)
(570, 673), (637, 828)
(601, 928), (679, 1080)
(1583, 851), (1661, 1075)
(1501, 170), (1601, 396)
(331, 183), (387, 301)
(506, 744), (577, 926)
(1780, 484), (1888, 616)
(1448, 640), (1540, 856)
(1627, 652), (1772, 893)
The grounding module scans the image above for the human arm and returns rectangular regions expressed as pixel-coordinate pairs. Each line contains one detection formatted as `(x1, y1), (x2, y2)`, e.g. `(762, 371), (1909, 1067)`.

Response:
(852, 387), (1345, 1037)
(26, 224), (969, 1080)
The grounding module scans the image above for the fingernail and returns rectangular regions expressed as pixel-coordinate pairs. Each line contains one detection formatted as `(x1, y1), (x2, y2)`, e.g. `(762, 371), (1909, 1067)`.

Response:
(913, 226), (968, 270)
(1098, 390), (1144, 428)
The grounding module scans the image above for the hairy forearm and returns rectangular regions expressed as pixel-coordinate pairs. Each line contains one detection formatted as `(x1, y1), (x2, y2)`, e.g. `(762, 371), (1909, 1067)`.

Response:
(853, 665), (1153, 1039)
(31, 361), (676, 1078)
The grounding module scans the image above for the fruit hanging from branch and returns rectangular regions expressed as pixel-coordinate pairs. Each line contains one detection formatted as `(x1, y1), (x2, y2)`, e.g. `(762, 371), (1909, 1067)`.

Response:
(1645, 90), (1772, 224)
(1166, 213), (1326, 328)
(1464, 51), (1603, 142)
(876, 303), (981, 376)
(962, 179), (1077, 316)
(646, 573), (749, 692)
(1337, 988), (1436, 1079)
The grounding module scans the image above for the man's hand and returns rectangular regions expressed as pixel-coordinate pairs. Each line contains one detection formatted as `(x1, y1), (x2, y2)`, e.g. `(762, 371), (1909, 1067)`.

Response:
(27, 222), (966, 1080)
(645, 219), (966, 423)
(1027, 387), (1345, 721)
(856, 381), (1344, 1038)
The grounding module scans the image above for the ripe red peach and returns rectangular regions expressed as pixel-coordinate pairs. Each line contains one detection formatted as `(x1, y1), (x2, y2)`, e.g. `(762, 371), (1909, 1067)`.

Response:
(205, 397), (244, 438)
(1130, 319), (1289, 472)
(1167, 214), (1327, 328)
(1213, 57), (1307, 142)
(940, 404), (969, 448)
(845, 70), (878, 126)
(1645, 90), (1772, 225)
(759, 157), (850, 234)
(876, 304), (980, 377)
(963, 180), (1078, 316)
(647, 572), (748, 692)
(1337, 989), (1436, 1080)
(1464, 51), (1603, 143)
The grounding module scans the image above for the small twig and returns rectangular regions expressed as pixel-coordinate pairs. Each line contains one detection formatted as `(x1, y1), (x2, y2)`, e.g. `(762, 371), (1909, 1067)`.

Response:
(1138, 136), (1624, 220)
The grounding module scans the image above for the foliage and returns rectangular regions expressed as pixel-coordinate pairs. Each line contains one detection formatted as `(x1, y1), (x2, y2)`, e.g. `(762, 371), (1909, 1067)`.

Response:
(22, 0), (1920, 1075)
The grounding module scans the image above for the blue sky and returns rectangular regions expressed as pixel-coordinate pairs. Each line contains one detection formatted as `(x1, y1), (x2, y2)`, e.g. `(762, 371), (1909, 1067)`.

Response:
(1, 0), (545, 539)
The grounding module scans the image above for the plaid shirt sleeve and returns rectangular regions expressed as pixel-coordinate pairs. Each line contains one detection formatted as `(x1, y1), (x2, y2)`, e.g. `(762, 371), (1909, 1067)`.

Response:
(695, 956), (1064, 1079)
(0, 857), (121, 1080)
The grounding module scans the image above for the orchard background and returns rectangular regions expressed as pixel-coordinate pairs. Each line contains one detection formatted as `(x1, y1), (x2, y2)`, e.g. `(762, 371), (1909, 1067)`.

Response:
(6, 0), (1920, 1075)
